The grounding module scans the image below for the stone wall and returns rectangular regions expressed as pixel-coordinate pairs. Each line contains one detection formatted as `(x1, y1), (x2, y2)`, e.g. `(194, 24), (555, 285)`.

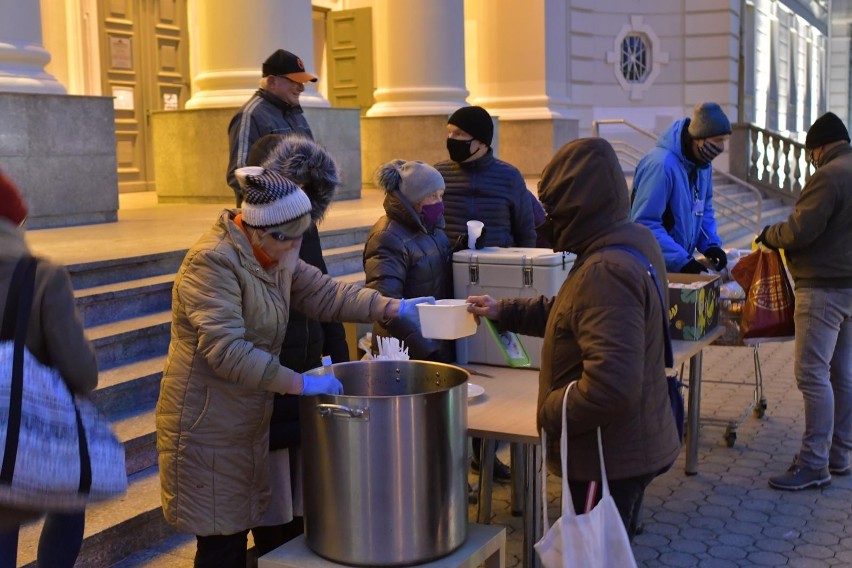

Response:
(0, 94), (118, 229)
(151, 106), (362, 204)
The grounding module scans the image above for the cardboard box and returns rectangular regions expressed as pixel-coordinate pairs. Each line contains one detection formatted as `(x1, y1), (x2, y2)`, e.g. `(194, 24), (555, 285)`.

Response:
(453, 248), (575, 368)
(667, 274), (721, 341)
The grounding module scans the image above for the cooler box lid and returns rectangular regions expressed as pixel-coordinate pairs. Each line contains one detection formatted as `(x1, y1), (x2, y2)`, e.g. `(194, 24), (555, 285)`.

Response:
(452, 247), (574, 267)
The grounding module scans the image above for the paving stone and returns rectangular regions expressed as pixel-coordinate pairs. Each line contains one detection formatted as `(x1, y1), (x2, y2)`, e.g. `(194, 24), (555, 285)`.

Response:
(634, 532), (671, 548)
(631, 544), (660, 562)
(658, 551), (700, 567)
(706, 545), (748, 561)
(697, 559), (739, 568)
(717, 533), (755, 548)
(796, 543), (837, 560)
(669, 539), (707, 555)
(747, 550), (793, 565)
(732, 509), (770, 523)
(754, 537), (796, 553)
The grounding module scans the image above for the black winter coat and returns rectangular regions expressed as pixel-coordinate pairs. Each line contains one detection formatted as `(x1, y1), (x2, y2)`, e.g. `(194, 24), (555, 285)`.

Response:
(435, 150), (536, 248)
(270, 222), (350, 450)
(363, 192), (454, 362)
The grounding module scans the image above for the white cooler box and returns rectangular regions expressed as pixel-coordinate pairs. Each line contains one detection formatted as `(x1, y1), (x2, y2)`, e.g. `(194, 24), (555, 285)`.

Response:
(453, 248), (575, 369)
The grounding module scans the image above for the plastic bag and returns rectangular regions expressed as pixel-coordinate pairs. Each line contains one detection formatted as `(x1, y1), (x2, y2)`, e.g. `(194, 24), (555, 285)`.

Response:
(737, 248), (795, 344)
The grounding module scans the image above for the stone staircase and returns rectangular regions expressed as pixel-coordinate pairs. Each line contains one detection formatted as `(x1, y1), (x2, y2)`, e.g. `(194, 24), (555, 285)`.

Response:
(711, 175), (793, 250)
(14, 225), (371, 567)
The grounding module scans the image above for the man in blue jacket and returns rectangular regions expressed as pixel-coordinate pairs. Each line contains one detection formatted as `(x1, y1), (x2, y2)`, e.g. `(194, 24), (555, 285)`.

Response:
(630, 102), (731, 274)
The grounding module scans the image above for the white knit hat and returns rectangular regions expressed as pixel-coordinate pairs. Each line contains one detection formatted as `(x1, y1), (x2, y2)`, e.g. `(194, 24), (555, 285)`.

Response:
(235, 166), (312, 230)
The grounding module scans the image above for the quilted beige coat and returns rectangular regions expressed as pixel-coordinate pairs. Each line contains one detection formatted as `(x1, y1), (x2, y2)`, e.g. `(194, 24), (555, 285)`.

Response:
(157, 210), (390, 536)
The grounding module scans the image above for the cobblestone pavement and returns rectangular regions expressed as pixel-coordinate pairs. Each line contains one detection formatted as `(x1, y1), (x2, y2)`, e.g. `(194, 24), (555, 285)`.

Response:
(474, 340), (852, 568)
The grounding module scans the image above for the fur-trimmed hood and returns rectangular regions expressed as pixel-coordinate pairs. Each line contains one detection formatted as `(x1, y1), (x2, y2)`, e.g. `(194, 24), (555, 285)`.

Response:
(247, 135), (339, 221)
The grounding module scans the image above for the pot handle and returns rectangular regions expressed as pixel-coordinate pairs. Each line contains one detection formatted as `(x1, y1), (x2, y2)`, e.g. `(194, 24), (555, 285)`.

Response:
(317, 403), (369, 419)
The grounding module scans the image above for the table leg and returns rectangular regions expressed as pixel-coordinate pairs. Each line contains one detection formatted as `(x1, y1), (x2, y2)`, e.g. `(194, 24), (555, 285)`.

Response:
(685, 350), (703, 475)
(523, 444), (542, 568)
(477, 438), (496, 524)
(510, 443), (523, 516)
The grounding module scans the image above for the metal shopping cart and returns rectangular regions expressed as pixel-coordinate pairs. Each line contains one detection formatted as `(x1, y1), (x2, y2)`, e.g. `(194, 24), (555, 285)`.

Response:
(699, 297), (768, 447)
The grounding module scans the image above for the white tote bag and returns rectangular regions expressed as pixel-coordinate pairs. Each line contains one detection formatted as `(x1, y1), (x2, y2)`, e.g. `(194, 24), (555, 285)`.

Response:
(534, 384), (637, 568)
(0, 257), (127, 512)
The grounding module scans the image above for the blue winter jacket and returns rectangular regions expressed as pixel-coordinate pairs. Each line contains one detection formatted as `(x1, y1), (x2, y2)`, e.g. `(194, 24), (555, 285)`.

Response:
(630, 118), (722, 272)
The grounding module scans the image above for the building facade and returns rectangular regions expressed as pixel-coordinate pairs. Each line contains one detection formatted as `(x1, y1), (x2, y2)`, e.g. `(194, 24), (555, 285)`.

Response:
(0, 0), (838, 226)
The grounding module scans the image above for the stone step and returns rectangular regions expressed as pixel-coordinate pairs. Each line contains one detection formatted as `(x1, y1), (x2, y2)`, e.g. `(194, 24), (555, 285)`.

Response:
(86, 311), (172, 371)
(18, 466), (175, 568)
(91, 355), (165, 420)
(112, 405), (158, 477)
(67, 251), (187, 290)
(109, 531), (196, 567)
(75, 274), (174, 328)
(324, 244), (366, 278)
(318, 225), (371, 250)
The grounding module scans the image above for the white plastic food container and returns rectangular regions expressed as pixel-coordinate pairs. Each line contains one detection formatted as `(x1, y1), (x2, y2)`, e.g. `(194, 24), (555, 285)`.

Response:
(418, 299), (478, 340)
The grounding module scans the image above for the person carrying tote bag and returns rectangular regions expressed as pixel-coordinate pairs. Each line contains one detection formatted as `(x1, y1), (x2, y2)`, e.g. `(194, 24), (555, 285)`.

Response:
(0, 171), (119, 568)
(535, 383), (637, 567)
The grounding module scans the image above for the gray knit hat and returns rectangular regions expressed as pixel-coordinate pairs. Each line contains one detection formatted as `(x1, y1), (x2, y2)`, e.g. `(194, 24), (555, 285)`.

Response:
(235, 166), (312, 236)
(375, 160), (445, 205)
(687, 102), (732, 139)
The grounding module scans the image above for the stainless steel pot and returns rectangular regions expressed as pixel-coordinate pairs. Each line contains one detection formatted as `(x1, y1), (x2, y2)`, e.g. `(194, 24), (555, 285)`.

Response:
(300, 360), (469, 567)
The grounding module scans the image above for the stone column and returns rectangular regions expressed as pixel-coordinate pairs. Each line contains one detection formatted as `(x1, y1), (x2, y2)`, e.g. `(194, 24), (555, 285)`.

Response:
(366, 0), (468, 116)
(466, 0), (577, 176)
(185, 0), (327, 109)
(0, 0), (66, 93)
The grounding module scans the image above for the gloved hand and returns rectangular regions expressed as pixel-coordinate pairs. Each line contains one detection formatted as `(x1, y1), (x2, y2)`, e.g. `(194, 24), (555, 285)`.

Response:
(680, 258), (708, 274)
(301, 372), (343, 396)
(755, 225), (777, 250)
(398, 296), (436, 329)
(703, 246), (727, 271)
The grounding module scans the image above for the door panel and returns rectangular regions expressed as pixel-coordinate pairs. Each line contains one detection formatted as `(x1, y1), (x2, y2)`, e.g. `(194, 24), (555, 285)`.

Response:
(327, 8), (374, 113)
(99, 0), (189, 193)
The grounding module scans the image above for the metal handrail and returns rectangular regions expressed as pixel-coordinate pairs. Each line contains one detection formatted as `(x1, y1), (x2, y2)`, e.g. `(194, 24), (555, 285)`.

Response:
(593, 118), (763, 234)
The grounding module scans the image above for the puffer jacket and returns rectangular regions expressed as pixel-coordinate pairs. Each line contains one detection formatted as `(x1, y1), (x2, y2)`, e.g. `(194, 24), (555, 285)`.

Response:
(630, 118), (722, 272)
(156, 210), (391, 536)
(0, 220), (99, 527)
(497, 138), (680, 481)
(363, 191), (454, 362)
(435, 150), (536, 248)
(762, 143), (852, 289)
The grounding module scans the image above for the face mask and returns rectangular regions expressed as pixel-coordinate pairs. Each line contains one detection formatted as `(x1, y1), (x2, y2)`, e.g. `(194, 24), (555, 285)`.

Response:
(696, 140), (723, 165)
(420, 201), (444, 226)
(447, 138), (475, 163)
(807, 149), (821, 169)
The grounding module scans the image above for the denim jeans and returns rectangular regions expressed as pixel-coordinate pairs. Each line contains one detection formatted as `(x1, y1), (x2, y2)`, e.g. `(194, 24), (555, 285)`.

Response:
(794, 287), (852, 470)
(0, 511), (85, 568)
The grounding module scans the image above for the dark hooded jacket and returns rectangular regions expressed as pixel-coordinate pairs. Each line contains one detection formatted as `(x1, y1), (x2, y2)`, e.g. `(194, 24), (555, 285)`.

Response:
(246, 135), (350, 450)
(363, 190), (454, 362)
(495, 138), (680, 481)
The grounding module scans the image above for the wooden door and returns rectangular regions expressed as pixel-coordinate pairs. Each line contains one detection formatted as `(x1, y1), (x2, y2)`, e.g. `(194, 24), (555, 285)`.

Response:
(99, 0), (189, 193)
(326, 7), (374, 112)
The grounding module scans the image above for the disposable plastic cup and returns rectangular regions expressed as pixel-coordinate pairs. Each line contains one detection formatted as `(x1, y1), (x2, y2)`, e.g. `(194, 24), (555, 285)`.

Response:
(418, 299), (477, 340)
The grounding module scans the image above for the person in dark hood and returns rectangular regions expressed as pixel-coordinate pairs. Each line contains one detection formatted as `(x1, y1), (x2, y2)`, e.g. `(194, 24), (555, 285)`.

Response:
(630, 102), (731, 274)
(243, 134), (350, 554)
(227, 49), (317, 207)
(363, 159), (454, 362)
(467, 138), (681, 538)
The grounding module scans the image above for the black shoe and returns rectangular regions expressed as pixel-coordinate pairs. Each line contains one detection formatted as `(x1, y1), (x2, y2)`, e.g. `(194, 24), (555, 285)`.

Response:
(471, 457), (512, 481)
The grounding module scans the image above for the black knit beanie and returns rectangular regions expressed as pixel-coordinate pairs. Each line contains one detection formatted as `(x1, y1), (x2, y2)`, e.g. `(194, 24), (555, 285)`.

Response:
(448, 106), (494, 146)
(805, 112), (850, 149)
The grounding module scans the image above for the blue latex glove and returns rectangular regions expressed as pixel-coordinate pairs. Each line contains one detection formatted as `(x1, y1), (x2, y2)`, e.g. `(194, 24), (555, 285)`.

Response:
(398, 296), (436, 329)
(301, 372), (343, 396)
